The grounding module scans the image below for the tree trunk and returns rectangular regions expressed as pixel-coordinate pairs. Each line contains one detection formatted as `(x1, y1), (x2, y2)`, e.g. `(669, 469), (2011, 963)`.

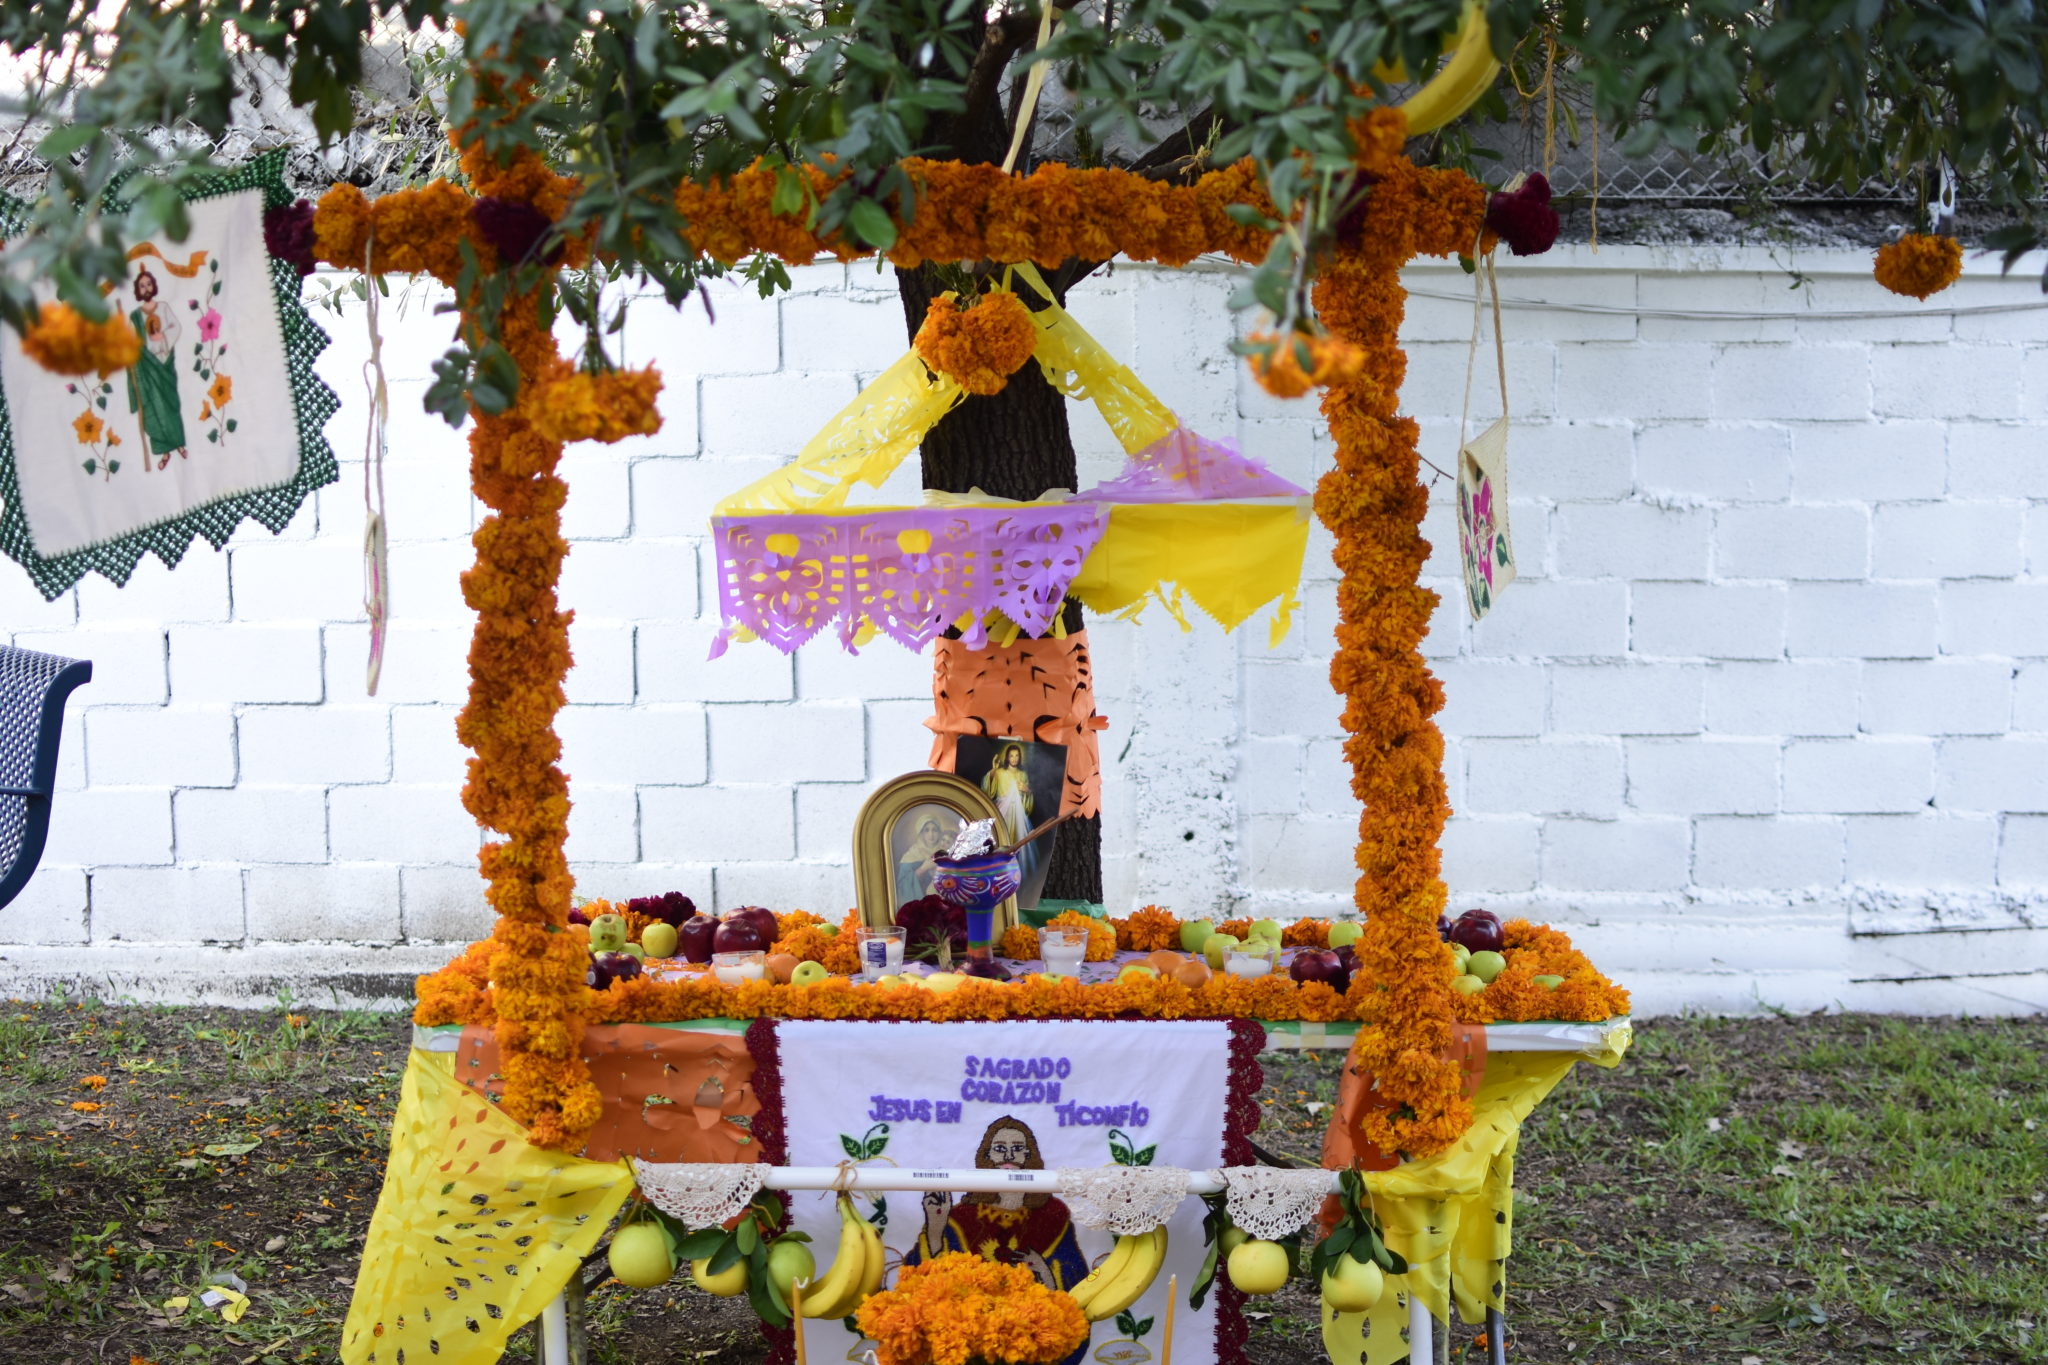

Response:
(897, 265), (1103, 903)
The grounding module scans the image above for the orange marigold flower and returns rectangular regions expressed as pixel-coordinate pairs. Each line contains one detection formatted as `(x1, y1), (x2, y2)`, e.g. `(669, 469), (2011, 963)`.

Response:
(858, 1253), (1088, 1365)
(70, 1100), (102, 1113)
(526, 367), (664, 444)
(1115, 904), (1181, 953)
(23, 303), (142, 377)
(1044, 910), (1117, 962)
(999, 924), (1041, 960)
(79, 1074), (108, 1091)
(1874, 232), (1963, 300)
(913, 289), (1039, 395)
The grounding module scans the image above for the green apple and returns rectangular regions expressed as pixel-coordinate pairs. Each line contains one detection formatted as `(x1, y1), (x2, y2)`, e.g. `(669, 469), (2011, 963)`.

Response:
(1326, 921), (1362, 949)
(1466, 950), (1506, 983)
(689, 1254), (748, 1296)
(816, 923), (839, 937)
(589, 913), (629, 953)
(766, 1238), (816, 1299)
(790, 960), (830, 986)
(640, 922), (678, 958)
(1180, 920), (1216, 954)
(1117, 965), (1160, 983)
(1450, 974), (1487, 995)
(1533, 974), (1564, 989)
(1321, 1255), (1384, 1312)
(1251, 918), (1284, 942)
(1227, 1240), (1290, 1295)
(1203, 933), (1241, 971)
(1449, 943), (1471, 969)
(608, 1221), (674, 1288)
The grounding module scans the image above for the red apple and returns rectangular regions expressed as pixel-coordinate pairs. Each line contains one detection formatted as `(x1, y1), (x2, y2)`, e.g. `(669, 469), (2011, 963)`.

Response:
(1448, 910), (1505, 954)
(585, 956), (613, 990)
(567, 906), (590, 926)
(730, 905), (780, 946)
(1289, 949), (1343, 987)
(713, 916), (766, 955)
(594, 950), (642, 982)
(676, 913), (719, 963)
(960, 957), (1012, 981)
(1436, 914), (1452, 941)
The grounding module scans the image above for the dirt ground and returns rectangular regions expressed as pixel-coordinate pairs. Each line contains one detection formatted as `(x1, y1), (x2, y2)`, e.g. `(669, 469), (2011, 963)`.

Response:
(1, 1003), (2041, 1365)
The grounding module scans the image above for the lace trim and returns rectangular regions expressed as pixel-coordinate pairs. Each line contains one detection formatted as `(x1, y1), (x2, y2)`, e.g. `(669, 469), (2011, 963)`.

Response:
(1054, 1165), (1191, 1235)
(1219, 1165), (1333, 1243)
(631, 1159), (770, 1230)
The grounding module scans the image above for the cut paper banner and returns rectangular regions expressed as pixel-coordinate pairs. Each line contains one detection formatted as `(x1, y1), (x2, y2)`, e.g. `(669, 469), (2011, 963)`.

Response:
(709, 266), (1309, 656)
(0, 152), (338, 599)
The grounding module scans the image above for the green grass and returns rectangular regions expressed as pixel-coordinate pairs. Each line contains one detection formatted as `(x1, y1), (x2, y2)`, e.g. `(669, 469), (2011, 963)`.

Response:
(1, 1006), (2041, 1365)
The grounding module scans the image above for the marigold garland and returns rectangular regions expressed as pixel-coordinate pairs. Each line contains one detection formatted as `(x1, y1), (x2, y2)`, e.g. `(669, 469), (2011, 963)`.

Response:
(1874, 232), (1964, 300)
(1244, 329), (1366, 399)
(857, 1253), (1088, 1365)
(524, 368), (665, 445)
(20, 303), (143, 376)
(1317, 108), (1490, 1160)
(912, 289), (1039, 395)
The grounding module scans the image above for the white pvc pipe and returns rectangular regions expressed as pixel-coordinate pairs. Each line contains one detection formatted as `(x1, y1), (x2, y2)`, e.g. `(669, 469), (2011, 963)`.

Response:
(754, 1165), (1343, 1196)
(1409, 1292), (1434, 1364)
(539, 1292), (570, 1365)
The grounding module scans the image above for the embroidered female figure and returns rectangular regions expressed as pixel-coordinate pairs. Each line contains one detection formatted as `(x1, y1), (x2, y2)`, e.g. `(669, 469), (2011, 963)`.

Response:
(909, 1116), (1089, 1348)
(981, 743), (1038, 886)
(124, 267), (188, 469)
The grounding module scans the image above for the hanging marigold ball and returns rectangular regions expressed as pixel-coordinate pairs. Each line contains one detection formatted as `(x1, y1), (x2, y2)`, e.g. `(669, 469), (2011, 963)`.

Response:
(1244, 329), (1366, 399)
(20, 302), (143, 376)
(913, 288), (1039, 395)
(1874, 232), (1963, 300)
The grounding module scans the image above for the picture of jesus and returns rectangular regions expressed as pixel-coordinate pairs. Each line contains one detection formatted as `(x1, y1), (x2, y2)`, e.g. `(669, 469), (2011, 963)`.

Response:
(124, 266), (188, 470)
(906, 1116), (1090, 1333)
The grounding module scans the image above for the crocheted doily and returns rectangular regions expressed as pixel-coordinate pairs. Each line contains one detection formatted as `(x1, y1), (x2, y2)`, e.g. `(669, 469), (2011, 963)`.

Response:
(631, 1159), (769, 1229)
(1220, 1166), (1335, 1242)
(1055, 1165), (1192, 1235)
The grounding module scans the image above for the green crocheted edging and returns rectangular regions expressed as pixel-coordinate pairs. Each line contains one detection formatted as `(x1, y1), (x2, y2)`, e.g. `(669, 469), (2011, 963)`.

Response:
(0, 150), (340, 600)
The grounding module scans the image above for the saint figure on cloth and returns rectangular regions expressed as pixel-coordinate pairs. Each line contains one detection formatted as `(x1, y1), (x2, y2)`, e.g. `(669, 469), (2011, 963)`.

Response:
(895, 813), (951, 907)
(125, 267), (187, 469)
(980, 743), (1038, 885)
(908, 1115), (1089, 1308)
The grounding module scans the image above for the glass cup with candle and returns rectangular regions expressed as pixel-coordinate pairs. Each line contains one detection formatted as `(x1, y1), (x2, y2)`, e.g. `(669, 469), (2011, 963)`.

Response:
(855, 926), (906, 983)
(712, 949), (767, 985)
(1037, 926), (1086, 978)
(1225, 947), (1274, 980)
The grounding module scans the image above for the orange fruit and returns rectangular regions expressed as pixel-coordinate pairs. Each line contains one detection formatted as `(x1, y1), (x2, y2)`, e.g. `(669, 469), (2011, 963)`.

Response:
(766, 952), (800, 984)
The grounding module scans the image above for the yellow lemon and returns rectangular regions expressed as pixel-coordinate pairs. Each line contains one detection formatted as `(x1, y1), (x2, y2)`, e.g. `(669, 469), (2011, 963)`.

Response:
(1226, 1240), (1290, 1295)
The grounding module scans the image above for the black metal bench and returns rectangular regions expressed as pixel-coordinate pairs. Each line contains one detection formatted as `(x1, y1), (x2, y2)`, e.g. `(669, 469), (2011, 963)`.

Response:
(0, 645), (92, 910)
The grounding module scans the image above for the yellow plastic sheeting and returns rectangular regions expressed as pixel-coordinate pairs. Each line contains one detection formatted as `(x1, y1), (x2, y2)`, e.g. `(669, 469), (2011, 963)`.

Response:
(1069, 500), (1309, 644)
(1322, 1036), (1630, 1365)
(342, 1049), (636, 1365)
(717, 270), (1178, 518)
(715, 351), (964, 515)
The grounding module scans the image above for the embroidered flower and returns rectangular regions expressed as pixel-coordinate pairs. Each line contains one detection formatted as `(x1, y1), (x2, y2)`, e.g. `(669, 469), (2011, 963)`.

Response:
(197, 309), (223, 343)
(72, 412), (105, 445)
(206, 374), (233, 408)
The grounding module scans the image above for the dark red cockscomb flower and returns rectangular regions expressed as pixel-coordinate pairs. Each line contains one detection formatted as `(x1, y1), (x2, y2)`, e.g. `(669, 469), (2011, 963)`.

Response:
(1484, 172), (1560, 257)
(471, 196), (562, 268)
(263, 199), (318, 277)
(895, 895), (967, 962)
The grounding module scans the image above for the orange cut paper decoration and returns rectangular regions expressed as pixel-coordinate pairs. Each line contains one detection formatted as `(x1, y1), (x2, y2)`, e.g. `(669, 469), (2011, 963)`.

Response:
(927, 631), (1107, 819)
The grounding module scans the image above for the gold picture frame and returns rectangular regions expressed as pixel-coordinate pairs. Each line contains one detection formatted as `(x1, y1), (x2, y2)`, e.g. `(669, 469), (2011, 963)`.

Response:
(853, 770), (1018, 935)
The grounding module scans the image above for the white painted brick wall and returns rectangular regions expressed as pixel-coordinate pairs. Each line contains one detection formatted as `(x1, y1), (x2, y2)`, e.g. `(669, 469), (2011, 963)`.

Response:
(4, 245), (2046, 1015)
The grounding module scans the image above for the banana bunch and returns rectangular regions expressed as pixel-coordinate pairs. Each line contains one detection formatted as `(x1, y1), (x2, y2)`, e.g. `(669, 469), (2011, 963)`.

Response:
(1066, 1226), (1167, 1322)
(799, 1195), (885, 1321)
(1394, 0), (1500, 137)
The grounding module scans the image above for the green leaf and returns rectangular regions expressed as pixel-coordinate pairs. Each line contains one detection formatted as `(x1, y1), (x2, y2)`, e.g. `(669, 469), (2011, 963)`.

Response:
(224, 418), (238, 433)
(207, 430), (219, 443)
(840, 1133), (864, 1160)
(846, 199), (897, 250)
(707, 1232), (744, 1276)
(37, 124), (97, 160)
(736, 1216), (759, 1256)
(81, 459), (96, 475)
(1132, 1144), (1157, 1167)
